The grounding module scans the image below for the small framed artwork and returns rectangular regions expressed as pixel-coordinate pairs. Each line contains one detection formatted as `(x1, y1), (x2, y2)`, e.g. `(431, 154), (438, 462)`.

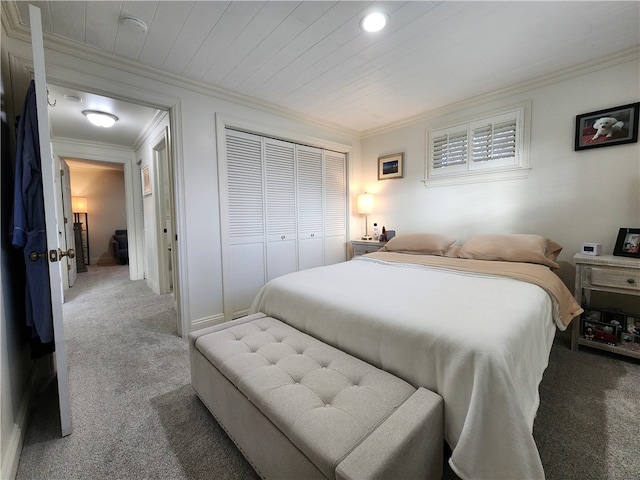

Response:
(574, 102), (639, 151)
(613, 227), (640, 258)
(378, 152), (404, 180)
(142, 165), (152, 196)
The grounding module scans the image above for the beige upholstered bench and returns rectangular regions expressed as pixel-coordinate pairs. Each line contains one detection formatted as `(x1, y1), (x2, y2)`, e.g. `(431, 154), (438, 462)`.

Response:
(189, 312), (443, 480)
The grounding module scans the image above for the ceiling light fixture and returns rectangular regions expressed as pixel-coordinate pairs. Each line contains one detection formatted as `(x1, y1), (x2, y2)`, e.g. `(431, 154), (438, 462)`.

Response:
(82, 110), (119, 128)
(361, 11), (388, 33)
(121, 16), (148, 34)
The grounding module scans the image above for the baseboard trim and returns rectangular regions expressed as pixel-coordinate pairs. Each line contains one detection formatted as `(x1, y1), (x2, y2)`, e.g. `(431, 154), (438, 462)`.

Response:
(1, 375), (35, 480)
(190, 313), (226, 332)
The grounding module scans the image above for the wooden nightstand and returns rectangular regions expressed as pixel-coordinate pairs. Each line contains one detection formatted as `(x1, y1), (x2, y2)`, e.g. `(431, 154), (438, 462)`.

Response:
(350, 240), (385, 258)
(572, 253), (640, 360)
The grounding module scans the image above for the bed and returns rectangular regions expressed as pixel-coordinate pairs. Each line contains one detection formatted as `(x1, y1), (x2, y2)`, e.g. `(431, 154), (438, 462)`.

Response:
(250, 233), (582, 480)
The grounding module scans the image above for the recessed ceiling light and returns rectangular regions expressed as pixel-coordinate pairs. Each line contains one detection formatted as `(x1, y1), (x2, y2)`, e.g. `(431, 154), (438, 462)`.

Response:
(121, 16), (148, 34)
(361, 11), (388, 33)
(82, 110), (119, 128)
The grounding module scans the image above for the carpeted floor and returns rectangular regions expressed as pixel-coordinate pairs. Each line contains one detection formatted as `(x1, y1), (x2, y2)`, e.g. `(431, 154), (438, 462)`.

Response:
(16, 265), (258, 480)
(16, 265), (640, 479)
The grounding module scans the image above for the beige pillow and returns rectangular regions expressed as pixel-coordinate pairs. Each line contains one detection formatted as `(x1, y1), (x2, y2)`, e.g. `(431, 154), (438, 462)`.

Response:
(458, 234), (562, 268)
(380, 233), (456, 256)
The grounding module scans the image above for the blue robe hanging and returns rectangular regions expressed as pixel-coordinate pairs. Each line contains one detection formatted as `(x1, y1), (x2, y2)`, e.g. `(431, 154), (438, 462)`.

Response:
(11, 80), (54, 348)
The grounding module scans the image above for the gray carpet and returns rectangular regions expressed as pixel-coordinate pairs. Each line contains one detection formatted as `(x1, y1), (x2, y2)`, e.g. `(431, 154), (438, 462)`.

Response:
(16, 265), (640, 479)
(16, 265), (258, 480)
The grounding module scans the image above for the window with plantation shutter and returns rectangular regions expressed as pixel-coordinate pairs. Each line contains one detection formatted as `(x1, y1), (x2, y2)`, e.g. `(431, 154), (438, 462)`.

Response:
(426, 104), (529, 185)
(432, 126), (468, 173)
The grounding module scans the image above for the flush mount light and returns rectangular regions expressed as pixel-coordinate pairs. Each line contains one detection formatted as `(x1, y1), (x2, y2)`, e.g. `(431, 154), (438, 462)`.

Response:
(361, 11), (388, 33)
(121, 16), (148, 34)
(82, 110), (119, 128)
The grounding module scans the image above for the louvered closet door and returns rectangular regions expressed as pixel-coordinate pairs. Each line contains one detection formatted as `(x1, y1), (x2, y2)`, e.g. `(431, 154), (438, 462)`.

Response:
(264, 138), (297, 280)
(225, 130), (266, 317)
(323, 150), (347, 265)
(296, 145), (325, 270)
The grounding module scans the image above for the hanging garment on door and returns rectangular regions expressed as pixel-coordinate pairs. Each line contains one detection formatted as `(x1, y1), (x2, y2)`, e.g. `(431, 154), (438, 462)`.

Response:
(11, 80), (55, 354)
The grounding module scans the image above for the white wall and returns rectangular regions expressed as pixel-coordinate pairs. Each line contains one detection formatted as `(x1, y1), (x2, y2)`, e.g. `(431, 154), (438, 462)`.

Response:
(69, 168), (127, 265)
(135, 115), (171, 293)
(1, 32), (362, 333)
(360, 58), (640, 278)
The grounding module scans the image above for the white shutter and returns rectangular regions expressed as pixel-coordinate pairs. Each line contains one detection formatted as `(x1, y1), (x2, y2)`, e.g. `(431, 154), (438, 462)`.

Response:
(470, 111), (519, 170)
(225, 130), (264, 238)
(427, 106), (525, 181)
(429, 124), (468, 177)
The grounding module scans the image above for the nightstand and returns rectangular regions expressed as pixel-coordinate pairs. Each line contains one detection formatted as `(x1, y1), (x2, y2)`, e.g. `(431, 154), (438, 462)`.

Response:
(350, 240), (385, 258)
(572, 253), (640, 360)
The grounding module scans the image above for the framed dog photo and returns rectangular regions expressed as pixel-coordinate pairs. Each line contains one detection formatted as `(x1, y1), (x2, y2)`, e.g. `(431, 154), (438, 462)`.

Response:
(613, 227), (640, 258)
(378, 152), (404, 180)
(574, 102), (639, 151)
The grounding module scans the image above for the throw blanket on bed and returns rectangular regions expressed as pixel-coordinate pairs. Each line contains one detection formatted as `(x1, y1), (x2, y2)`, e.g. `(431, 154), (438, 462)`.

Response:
(368, 252), (582, 329)
(250, 253), (582, 480)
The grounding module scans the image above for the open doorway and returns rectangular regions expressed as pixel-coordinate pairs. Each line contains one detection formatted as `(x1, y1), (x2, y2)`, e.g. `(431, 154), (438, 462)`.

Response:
(46, 83), (182, 334)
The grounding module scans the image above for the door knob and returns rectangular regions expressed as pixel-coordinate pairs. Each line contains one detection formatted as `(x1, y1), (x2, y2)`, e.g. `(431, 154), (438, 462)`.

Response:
(59, 248), (75, 259)
(29, 251), (47, 262)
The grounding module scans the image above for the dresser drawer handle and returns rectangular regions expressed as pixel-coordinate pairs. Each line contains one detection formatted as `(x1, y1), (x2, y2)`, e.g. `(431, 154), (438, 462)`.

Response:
(628, 278), (636, 284)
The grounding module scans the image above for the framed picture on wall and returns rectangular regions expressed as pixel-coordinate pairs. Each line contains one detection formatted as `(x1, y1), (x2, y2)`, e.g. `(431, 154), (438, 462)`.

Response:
(142, 165), (151, 196)
(378, 152), (404, 180)
(613, 227), (640, 258)
(574, 102), (639, 151)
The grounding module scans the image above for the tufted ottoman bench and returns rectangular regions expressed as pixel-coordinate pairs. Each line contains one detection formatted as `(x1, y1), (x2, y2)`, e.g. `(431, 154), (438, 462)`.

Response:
(189, 312), (443, 480)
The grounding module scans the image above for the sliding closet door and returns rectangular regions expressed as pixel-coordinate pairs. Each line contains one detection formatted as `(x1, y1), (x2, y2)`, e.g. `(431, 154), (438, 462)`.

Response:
(264, 138), (297, 280)
(324, 150), (347, 265)
(225, 130), (266, 317)
(296, 145), (324, 270)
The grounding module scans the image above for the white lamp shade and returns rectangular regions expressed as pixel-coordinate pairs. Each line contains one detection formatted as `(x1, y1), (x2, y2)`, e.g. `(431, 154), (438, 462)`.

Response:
(72, 196), (88, 213)
(357, 193), (374, 215)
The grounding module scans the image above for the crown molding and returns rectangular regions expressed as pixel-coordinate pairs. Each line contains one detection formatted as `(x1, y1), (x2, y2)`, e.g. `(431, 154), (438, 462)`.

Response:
(132, 110), (168, 151)
(361, 46), (640, 138)
(0, 0), (21, 33)
(2, 4), (360, 139)
(4, 0), (637, 140)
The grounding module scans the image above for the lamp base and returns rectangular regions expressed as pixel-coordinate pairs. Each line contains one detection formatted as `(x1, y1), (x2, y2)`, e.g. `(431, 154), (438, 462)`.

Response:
(361, 235), (372, 240)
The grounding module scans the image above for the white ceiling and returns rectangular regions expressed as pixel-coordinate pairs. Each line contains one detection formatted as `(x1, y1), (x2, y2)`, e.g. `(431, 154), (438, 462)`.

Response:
(5, 0), (640, 144)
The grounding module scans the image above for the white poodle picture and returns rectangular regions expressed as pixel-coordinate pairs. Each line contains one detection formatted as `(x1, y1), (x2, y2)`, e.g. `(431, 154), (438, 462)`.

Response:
(592, 116), (624, 140)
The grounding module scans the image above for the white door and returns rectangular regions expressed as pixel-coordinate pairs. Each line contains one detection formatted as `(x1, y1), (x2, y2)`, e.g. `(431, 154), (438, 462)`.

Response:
(61, 159), (77, 288)
(30, 4), (72, 436)
(265, 138), (297, 281)
(296, 145), (324, 270)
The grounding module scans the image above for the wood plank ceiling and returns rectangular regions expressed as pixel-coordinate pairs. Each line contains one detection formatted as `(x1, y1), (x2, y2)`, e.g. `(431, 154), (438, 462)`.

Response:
(7, 1), (640, 134)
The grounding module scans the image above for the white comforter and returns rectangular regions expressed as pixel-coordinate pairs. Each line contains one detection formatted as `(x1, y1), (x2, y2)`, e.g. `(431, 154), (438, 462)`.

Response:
(251, 255), (559, 480)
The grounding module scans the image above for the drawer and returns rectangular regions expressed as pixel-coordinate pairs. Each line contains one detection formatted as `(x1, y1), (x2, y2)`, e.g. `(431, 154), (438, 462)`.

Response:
(356, 244), (382, 255)
(588, 266), (640, 292)
(352, 242), (384, 257)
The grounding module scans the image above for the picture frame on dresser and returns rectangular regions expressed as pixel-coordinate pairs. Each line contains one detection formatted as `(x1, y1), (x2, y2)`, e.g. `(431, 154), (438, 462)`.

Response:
(613, 227), (640, 258)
